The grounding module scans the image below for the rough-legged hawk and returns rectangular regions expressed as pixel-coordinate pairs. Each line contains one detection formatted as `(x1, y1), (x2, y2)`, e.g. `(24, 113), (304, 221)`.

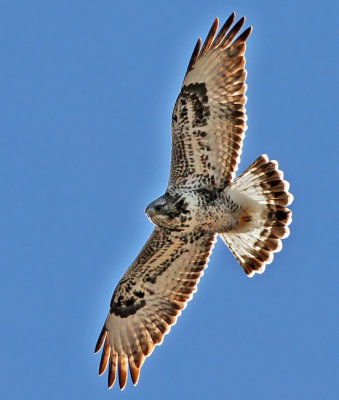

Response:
(94, 13), (293, 390)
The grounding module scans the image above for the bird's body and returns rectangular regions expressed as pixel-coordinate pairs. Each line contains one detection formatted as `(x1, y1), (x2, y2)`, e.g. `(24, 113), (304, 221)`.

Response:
(146, 187), (242, 232)
(95, 13), (293, 390)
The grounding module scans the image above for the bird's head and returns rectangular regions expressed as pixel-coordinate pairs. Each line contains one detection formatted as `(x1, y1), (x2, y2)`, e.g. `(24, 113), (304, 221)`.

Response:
(145, 193), (190, 230)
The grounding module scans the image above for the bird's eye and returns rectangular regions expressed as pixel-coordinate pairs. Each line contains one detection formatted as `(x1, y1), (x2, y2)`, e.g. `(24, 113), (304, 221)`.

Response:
(154, 205), (162, 211)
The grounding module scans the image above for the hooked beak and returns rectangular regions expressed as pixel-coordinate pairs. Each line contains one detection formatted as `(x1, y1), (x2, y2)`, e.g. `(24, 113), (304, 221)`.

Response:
(145, 204), (154, 219)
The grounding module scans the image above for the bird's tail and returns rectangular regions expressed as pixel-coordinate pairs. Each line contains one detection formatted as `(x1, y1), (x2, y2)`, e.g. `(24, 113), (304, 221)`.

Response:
(220, 154), (293, 277)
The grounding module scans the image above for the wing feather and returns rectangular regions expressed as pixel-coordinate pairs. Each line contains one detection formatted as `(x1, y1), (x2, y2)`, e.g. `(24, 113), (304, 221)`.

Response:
(98, 341), (110, 375)
(95, 227), (216, 389)
(200, 18), (219, 56)
(212, 13), (236, 49)
(220, 16), (245, 48)
(186, 38), (202, 74)
(108, 353), (117, 388)
(169, 13), (252, 190)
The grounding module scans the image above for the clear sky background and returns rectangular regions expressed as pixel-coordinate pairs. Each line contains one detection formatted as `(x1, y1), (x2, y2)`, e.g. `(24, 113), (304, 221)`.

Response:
(1, 1), (338, 399)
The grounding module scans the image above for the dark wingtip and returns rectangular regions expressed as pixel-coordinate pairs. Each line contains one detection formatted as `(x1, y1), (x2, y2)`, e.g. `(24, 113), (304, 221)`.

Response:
(99, 342), (110, 376)
(236, 26), (253, 43)
(130, 363), (140, 386)
(186, 37), (202, 74)
(118, 356), (128, 390)
(233, 16), (246, 32)
(226, 12), (236, 24)
(213, 12), (236, 48)
(219, 15), (246, 48)
(94, 326), (107, 353)
(108, 354), (117, 389)
(200, 17), (219, 56)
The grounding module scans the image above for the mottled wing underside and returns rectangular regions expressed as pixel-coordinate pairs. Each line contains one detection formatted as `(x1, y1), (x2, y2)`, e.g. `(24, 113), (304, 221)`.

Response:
(95, 227), (216, 389)
(169, 13), (252, 190)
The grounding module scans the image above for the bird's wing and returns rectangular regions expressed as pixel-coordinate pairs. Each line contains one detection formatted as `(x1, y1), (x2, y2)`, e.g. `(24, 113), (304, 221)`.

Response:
(169, 13), (252, 190)
(95, 227), (216, 390)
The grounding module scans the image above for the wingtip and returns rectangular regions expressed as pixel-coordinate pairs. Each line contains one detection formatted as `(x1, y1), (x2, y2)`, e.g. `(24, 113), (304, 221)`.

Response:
(94, 326), (107, 353)
(245, 26), (253, 39)
(108, 353), (117, 389)
(98, 342), (110, 376)
(118, 355), (128, 390)
(130, 363), (141, 386)
(226, 12), (236, 28)
(185, 37), (202, 74)
(232, 16), (246, 33)
(228, 12), (236, 22)
(200, 17), (219, 56)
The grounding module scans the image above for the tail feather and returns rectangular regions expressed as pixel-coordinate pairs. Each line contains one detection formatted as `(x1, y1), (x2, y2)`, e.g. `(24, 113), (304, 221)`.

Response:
(220, 154), (293, 277)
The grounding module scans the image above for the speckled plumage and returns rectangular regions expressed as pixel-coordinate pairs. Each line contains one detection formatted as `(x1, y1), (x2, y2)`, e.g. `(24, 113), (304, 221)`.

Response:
(95, 13), (293, 390)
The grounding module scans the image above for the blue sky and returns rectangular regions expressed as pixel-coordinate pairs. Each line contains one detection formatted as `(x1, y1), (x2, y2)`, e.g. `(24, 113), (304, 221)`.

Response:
(1, 0), (338, 398)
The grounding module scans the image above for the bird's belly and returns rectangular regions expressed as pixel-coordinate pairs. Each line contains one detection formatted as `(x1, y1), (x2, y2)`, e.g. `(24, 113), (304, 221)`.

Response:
(187, 196), (242, 233)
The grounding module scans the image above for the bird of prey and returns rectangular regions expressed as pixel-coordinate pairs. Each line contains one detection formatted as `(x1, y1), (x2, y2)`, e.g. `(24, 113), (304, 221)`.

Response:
(95, 12), (293, 390)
